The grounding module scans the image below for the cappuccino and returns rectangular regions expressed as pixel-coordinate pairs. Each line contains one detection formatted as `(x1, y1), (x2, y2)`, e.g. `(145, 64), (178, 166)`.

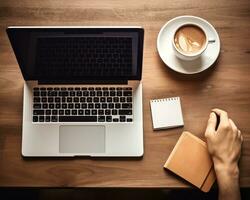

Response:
(174, 25), (206, 55)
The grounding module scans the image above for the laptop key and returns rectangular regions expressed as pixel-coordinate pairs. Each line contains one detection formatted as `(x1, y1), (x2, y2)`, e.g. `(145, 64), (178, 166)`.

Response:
(108, 103), (114, 109)
(120, 115), (126, 122)
(112, 109), (117, 115)
(102, 103), (107, 109)
(70, 91), (75, 96)
(105, 110), (111, 115)
(48, 91), (53, 96)
(33, 116), (38, 122)
(98, 109), (104, 115)
(92, 110), (97, 115)
(123, 91), (132, 96)
(52, 110), (58, 115)
(114, 97), (119, 102)
(85, 110), (90, 115)
(34, 97), (40, 102)
(120, 97), (126, 102)
(83, 91), (89, 96)
(51, 116), (58, 122)
(33, 104), (41, 109)
(59, 91), (69, 96)
(67, 97), (72, 102)
(122, 103), (132, 109)
(87, 97), (92, 102)
(45, 116), (50, 122)
(95, 103), (100, 109)
(76, 91), (82, 96)
(80, 97), (86, 102)
(98, 116), (105, 122)
(48, 97), (53, 103)
(46, 110), (51, 115)
(115, 103), (121, 109)
(93, 97), (99, 102)
(78, 110), (84, 115)
(55, 97), (60, 102)
(41, 97), (47, 103)
(33, 110), (44, 115)
(113, 118), (119, 122)
(81, 103), (87, 109)
(59, 110), (64, 115)
(74, 97), (79, 102)
(103, 91), (109, 96)
(42, 103), (48, 109)
(90, 91), (95, 96)
(127, 118), (133, 122)
(106, 116), (112, 122)
(117, 91), (122, 96)
(110, 91), (116, 96)
(72, 110), (77, 115)
(65, 110), (70, 115)
(119, 110), (132, 115)
(97, 91), (102, 96)
(41, 91), (46, 96)
(100, 97), (105, 102)
(39, 116), (44, 122)
(59, 116), (97, 122)
(107, 97), (112, 102)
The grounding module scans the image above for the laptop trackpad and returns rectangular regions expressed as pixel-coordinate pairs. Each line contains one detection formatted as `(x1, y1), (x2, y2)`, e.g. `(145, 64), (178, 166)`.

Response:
(59, 125), (105, 154)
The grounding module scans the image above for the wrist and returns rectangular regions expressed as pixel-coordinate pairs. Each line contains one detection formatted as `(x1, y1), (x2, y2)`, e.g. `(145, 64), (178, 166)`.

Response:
(213, 160), (240, 185)
(213, 161), (239, 177)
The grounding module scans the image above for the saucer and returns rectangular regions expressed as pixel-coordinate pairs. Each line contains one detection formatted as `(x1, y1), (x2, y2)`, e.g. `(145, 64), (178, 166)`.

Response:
(157, 16), (220, 74)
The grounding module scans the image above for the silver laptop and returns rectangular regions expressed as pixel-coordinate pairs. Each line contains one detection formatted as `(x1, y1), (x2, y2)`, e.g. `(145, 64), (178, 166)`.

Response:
(7, 26), (144, 157)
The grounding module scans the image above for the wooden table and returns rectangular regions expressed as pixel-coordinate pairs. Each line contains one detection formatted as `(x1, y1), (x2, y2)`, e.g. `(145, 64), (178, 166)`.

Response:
(0, 0), (249, 188)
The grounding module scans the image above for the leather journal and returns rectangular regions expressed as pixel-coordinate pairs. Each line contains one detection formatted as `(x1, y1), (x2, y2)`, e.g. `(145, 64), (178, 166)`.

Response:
(164, 131), (216, 192)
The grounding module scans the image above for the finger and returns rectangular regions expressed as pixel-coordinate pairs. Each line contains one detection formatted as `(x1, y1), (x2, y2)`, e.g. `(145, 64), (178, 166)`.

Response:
(241, 134), (244, 142)
(237, 130), (241, 139)
(205, 112), (217, 138)
(212, 108), (230, 129)
(229, 119), (238, 133)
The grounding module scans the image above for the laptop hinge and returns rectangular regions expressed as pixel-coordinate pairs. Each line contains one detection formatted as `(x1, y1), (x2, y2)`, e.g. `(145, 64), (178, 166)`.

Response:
(38, 80), (128, 85)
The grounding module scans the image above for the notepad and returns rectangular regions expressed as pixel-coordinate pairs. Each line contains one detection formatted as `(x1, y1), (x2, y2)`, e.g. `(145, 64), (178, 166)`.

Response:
(150, 97), (184, 130)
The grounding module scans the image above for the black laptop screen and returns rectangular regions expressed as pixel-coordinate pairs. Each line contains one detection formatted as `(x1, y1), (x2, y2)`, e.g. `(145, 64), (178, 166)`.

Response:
(7, 27), (144, 82)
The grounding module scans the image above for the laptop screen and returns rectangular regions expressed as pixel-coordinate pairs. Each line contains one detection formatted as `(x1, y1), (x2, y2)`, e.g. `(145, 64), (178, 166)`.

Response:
(7, 27), (144, 82)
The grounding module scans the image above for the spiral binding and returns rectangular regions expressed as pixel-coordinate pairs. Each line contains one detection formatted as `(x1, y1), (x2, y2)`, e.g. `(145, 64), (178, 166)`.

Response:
(150, 97), (179, 103)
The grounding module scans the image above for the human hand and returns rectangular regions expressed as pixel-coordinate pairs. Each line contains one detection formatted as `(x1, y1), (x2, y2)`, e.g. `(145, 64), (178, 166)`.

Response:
(205, 109), (243, 200)
(205, 108), (243, 176)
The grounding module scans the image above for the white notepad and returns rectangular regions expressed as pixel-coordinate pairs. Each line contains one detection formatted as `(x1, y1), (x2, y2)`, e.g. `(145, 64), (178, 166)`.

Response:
(150, 97), (184, 130)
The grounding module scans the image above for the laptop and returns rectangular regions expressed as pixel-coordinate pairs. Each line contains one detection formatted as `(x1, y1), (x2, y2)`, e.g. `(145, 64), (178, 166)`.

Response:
(6, 26), (144, 157)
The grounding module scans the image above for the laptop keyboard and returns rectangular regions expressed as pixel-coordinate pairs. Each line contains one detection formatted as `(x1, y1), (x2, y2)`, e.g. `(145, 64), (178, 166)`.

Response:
(32, 87), (133, 123)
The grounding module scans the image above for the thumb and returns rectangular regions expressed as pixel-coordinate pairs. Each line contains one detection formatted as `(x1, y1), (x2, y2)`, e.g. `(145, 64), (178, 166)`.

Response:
(205, 112), (217, 138)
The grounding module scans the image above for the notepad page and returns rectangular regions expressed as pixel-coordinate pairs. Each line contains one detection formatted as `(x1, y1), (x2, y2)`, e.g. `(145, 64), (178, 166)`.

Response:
(150, 97), (184, 130)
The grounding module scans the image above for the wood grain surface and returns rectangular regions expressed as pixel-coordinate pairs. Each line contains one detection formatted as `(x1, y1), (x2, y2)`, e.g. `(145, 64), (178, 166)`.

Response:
(0, 0), (249, 188)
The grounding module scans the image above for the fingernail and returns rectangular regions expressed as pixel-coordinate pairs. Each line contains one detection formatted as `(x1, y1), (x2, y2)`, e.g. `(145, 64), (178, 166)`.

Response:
(210, 112), (215, 117)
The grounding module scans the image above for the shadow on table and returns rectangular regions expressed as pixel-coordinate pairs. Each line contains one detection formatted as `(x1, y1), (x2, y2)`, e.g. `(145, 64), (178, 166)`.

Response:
(0, 187), (250, 200)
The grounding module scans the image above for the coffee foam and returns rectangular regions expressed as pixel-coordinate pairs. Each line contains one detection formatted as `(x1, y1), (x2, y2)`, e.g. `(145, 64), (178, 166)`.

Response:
(174, 25), (206, 54)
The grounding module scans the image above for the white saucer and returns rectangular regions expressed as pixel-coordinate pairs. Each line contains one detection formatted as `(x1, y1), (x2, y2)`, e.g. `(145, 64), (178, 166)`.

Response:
(157, 16), (220, 74)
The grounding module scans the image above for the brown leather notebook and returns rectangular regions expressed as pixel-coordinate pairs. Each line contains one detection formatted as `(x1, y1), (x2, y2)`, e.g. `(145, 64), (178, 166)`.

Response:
(164, 131), (216, 192)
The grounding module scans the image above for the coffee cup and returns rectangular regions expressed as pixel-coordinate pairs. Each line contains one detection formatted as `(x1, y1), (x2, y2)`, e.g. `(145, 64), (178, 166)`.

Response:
(172, 23), (215, 61)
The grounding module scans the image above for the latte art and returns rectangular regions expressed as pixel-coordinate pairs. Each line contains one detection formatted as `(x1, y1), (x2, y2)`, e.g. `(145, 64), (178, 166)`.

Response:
(174, 25), (206, 54)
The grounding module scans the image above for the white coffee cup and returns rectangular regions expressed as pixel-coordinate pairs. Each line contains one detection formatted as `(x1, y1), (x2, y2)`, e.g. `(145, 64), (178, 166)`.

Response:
(172, 23), (215, 61)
